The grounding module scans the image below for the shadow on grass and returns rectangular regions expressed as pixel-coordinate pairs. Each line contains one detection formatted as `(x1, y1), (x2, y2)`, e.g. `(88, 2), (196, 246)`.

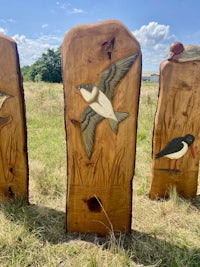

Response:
(0, 199), (67, 244)
(118, 230), (200, 267)
(192, 194), (200, 210)
(1, 199), (200, 266)
(68, 230), (200, 267)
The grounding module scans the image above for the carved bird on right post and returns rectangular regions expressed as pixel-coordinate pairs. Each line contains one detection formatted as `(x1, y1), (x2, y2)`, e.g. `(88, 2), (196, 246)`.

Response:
(155, 134), (195, 170)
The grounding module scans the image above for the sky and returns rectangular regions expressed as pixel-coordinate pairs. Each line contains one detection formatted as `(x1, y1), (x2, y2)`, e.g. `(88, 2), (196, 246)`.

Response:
(1, 0), (200, 71)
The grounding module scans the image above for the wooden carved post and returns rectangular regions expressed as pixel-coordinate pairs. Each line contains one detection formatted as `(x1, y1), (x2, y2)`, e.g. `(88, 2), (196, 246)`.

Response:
(0, 34), (28, 201)
(150, 42), (200, 200)
(62, 20), (141, 235)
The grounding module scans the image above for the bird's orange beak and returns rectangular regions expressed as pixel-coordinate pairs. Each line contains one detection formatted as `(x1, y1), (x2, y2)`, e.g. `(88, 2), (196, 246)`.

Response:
(190, 144), (195, 158)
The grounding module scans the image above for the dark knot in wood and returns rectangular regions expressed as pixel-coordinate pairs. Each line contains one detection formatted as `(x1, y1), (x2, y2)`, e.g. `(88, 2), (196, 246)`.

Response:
(102, 37), (115, 60)
(70, 119), (80, 125)
(84, 197), (102, 213)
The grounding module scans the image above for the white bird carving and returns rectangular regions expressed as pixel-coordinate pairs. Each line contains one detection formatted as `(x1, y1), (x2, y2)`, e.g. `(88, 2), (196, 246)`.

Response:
(77, 53), (138, 159)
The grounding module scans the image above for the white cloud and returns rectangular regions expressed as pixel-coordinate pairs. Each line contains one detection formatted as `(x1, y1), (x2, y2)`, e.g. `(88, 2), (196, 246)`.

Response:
(0, 18), (16, 24)
(0, 27), (7, 34)
(13, 34), (62, 66)
(55, 2), (84, 14)
(69, 8), (84, 14)
(7, 18), (16, 23)
(41, 24), (48, 28)
(133, 21), (175, 70)
(134, 21), (174, 46)
(56, 1), (71, 10)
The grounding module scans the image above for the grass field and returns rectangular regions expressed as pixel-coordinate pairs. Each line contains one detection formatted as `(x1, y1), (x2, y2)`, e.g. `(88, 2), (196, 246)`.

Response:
(0, 81), (199, 267)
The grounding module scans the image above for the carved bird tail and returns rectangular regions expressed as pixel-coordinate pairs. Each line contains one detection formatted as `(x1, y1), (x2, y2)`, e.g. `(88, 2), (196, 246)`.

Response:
(109, 111), (129, 134)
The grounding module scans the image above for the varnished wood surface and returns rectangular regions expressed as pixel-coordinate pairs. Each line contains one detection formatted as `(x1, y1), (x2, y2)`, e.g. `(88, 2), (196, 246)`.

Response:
(62, 20), (141, 235)
(0, 34), (28, 201)
(150, 60), (200, 199)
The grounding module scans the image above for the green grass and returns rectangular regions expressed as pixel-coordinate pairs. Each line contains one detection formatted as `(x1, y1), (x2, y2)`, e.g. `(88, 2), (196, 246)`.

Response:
(0, 81), (199, 267)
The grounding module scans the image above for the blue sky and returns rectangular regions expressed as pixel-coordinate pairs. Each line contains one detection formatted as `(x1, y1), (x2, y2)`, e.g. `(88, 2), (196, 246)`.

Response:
(1, 0), (200, 71)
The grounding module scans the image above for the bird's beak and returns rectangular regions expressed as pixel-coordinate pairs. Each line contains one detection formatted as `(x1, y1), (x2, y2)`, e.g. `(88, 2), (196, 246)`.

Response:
(190, 144), (195, 158)
(168, 51), (174, 61)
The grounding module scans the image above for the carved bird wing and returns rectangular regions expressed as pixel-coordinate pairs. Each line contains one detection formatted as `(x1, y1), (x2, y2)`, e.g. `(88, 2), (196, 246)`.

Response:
(81, 106), (104, 159)
(98, 53), (138, 100)
(156, 137), (184, 158)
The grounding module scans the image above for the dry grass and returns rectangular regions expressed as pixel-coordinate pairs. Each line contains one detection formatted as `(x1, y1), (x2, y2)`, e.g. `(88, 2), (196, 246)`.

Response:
(0, 81), (199, 266)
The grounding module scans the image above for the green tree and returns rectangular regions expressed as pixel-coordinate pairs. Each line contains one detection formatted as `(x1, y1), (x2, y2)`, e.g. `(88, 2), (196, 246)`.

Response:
(21, 65), (32, 81)
(21, 47), (62, 83)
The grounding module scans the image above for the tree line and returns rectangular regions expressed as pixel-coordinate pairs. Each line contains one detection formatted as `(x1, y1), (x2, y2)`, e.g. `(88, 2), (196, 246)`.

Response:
(21, 47), (62, 83)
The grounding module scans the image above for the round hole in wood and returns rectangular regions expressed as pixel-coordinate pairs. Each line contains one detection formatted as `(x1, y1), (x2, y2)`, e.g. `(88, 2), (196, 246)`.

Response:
(86, 197), (102, 213)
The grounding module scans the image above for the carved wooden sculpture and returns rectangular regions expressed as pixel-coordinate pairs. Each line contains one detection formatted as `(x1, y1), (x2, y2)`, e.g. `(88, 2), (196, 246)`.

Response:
(62, 20), (141, 235)
(0, 34), (28, 201)
(150, 42), (200, 200)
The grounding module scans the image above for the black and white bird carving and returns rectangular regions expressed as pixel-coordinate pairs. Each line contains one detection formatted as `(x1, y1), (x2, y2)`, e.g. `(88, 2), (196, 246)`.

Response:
(77, 53), (138, 159)
(156, 134), (195, 169)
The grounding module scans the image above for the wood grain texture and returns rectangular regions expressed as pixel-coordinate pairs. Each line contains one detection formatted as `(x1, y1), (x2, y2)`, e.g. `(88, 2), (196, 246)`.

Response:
(150, 60), (200, 200)
(62, 20), (141, 235)
(0, 34), (28, 201)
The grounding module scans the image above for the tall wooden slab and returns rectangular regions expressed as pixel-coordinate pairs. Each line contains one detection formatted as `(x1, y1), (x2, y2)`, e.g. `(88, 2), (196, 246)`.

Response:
(150, 59), (200, 200)
(0, 34), (28, 201)
(62, 20), (141, 235)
